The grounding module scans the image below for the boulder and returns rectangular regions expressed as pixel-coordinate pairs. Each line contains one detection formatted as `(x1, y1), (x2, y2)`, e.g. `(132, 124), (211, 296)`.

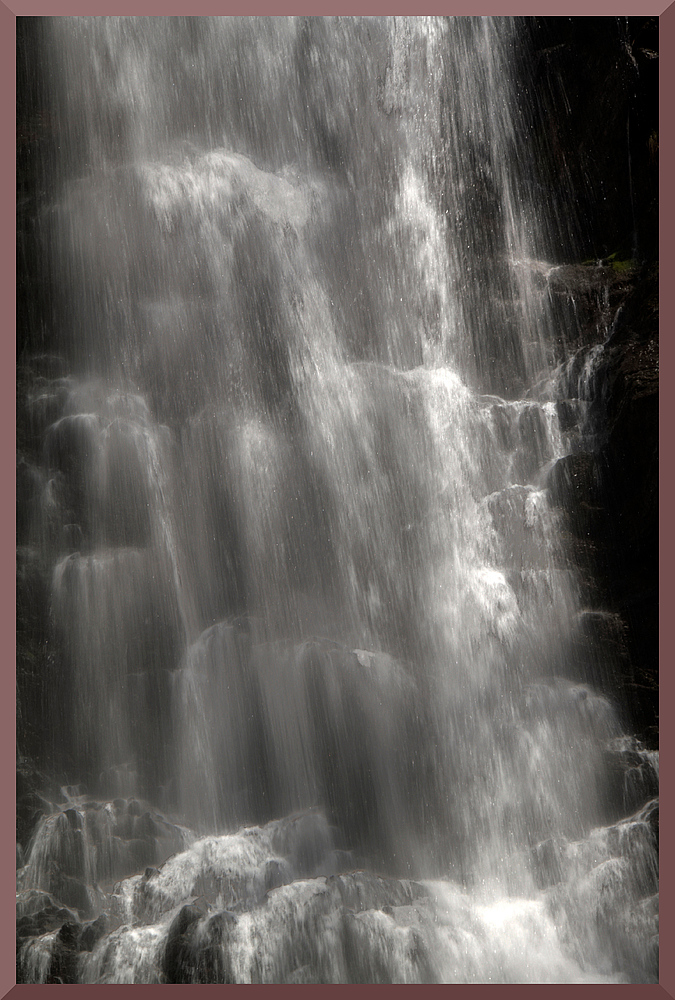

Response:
(47, 921), (81, 984)
(79, 913), (110, 953)
(161, 903), (207, 984)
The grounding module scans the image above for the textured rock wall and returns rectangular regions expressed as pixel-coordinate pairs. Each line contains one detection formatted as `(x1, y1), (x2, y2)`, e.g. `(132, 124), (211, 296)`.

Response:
(521, 16), (658, 744)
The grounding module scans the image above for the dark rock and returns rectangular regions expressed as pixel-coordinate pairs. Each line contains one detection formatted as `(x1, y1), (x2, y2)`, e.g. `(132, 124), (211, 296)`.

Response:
(327, 870), (427, 914)
(515, 404), (549, 482)
(17, 889), (76, 922)
(569, 610), (630, 694)
(50, 873), (97, 918)
(581, 269), (658, 743)
(126, 837), (157, 870)
(525, 18), (657, 264)
(16, 901), (82, 985)
(79, 913), (109, 952)
(46, 920), (81, 985)
(162, 903), (205, 984)
(44, 413), (100, 480)
(531, 838), (563, 889)
(189, 895), (211, 917)
(191, 911), (238, 985)
(490, 402), (517, 452)
(268, 810), (334, 877)
(556, 399), (581, 433)
(56, 920), (80, 948)
(576, 610), (626, 651)
(136, 811), (161, 839)
(16, 915), (40, 941)
(63, 807), (81, 830)
(169, 902), (203, 935)
(547, 452), (599, 511)
(114, 812), (135, 840)
(50, 816), (87, 880)
(264, 859), (285, 893)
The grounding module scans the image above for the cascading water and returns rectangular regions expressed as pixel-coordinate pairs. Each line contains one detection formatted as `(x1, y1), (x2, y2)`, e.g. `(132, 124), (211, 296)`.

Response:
(16, 16), (658, 984)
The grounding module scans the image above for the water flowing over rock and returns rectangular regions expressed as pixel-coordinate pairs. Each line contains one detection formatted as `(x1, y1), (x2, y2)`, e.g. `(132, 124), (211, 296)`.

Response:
(17, 16), (657, 984)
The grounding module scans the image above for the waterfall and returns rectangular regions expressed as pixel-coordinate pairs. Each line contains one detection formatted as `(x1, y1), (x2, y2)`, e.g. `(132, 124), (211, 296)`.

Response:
(16, 16), (658, 984)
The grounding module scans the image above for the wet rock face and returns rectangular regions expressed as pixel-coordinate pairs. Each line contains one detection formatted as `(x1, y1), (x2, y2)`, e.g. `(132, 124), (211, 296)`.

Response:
(545, 799), (659, 985)
(130, 867), (433, 985)
(593, 277), (658, 722)
(524, 16), (658, 264)
(546, 450), (605, 554)
(560, 270), (657, 743)
(16, 805), (659, 984)
(532, 254), (657, 746)
(16, 904), (112, 985)
(17, 794), (190, 919)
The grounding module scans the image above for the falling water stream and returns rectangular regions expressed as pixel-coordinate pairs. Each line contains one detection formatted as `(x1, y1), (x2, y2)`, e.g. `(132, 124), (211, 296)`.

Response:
(17, 16), (658, 984)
